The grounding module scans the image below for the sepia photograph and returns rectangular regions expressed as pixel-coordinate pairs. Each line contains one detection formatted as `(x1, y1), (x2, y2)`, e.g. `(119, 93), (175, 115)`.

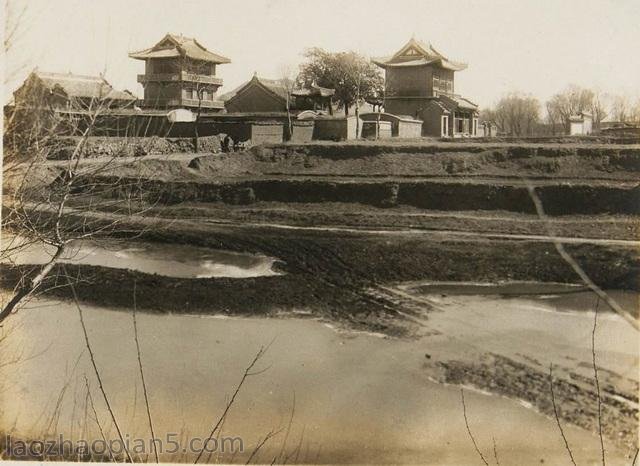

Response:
(1, 0), (639, 464)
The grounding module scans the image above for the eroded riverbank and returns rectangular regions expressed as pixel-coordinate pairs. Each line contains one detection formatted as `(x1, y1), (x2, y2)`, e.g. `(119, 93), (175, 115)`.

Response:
(2, 139), (638, 463)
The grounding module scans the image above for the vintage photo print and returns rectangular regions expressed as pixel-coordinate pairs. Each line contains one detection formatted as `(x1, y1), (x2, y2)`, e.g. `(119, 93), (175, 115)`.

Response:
(1, 0), (639, 464)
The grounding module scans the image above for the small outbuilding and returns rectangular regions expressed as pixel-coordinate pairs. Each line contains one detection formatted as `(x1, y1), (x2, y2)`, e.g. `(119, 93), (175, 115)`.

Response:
(12, 70), (137, 110)
(569, 112), (593, 136)
(300, 114), (362, 141)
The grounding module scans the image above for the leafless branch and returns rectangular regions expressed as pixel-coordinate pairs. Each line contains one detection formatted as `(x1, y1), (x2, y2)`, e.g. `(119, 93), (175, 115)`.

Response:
(524, 182), (639, 331)
(2, 89), (166, 324)
(132, 280), (159, 463)
(492, 436), (500, 466)
(460, 388), (489, 466)
(246, 429), (282, 465)
(592, 297), (606, 465)
(549, 364), (577, 466)
(65, 265), (132, 462)
(276, 392), (296, 464)
(193, 344), (270, 464)
(83, 375), (115, 462)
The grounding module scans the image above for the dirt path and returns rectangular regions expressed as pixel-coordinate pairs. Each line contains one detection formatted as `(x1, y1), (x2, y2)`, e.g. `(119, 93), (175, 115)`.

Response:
(197, 217), (640, 247)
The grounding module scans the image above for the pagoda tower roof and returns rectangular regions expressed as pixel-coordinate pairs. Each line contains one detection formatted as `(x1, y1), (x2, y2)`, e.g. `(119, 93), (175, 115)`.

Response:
(129, 33), (231, 64)
(372, 37), (467, 71)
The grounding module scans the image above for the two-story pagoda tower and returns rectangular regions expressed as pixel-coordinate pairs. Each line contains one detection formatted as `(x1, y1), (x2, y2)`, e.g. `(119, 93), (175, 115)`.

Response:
(373, 38), (478, 137)
(129, 33), (230, 112)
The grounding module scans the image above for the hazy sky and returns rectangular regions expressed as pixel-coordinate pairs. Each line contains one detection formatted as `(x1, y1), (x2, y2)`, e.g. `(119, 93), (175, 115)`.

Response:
(4, 0), (640, 108)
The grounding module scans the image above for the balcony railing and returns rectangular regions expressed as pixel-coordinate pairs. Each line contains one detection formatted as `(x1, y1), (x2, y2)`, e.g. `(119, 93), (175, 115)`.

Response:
(181, 98), (224, 108)
(142, 98), (224, 109)
(137, 72), (223, 86)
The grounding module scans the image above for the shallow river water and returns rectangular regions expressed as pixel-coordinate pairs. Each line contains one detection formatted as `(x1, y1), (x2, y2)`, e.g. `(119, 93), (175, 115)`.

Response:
(1, 295), (635, 464)
(1, 235), (280, 278)
(0, 238), (637, 464)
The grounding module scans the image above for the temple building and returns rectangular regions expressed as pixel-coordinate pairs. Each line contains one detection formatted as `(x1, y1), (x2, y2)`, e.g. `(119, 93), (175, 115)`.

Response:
(373, 38), (479, 137)
(129, 33), (230, 112)
(220, 74), (334, 114)
(12, 70), (136, 110)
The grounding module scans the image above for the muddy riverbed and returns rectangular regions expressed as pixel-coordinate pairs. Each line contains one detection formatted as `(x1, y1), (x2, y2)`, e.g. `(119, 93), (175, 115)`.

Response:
(1, 293), (635, 465)
(1, 232), (637, 463)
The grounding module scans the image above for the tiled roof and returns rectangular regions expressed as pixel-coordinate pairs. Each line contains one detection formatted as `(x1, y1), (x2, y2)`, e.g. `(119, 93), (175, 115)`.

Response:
(292, 82), (335, 97)
(218, 75), (287, 102)
(129, 33), (231, 64)
(438, 95), (479, 112)
(373, 37), (467, 71)
(426, 100), (451, 113)
(220, 75), (334, 103)
(30, 71), (136, 101)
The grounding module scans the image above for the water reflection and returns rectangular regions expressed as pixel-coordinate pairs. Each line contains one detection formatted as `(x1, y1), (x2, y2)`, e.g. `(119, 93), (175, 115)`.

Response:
(1, 235), (282, 278)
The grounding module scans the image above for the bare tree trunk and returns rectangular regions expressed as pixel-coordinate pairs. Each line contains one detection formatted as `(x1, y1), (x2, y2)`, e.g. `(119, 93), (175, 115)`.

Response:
(286, 95), (293, 141)
(355, 89), (360, 139)
(0, 244), (65, 323)
(195, 86), (203, 153)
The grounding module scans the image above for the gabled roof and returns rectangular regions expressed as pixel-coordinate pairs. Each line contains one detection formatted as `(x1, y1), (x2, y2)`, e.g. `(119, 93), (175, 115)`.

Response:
(425, 99), (451, 114)
(219, 75), (288, 103)
(373, 37), (467, 71)
(220, 75), (335, 103)
(292, 82), (335, 98)
(24, 70), (136, 101)
(129, 33), (231, 64)
(438, 94), (479, 112)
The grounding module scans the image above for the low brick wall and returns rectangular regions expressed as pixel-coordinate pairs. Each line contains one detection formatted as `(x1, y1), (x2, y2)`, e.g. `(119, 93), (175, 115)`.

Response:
(48, 135), (222, 159)
(250, 121), (284, 145)
(362, 121), (393, 139)
(360, 112), (423, 138)
(397, 119), (423, 138)
(313, 117), (361, 141)
(290, 121), (315, 143)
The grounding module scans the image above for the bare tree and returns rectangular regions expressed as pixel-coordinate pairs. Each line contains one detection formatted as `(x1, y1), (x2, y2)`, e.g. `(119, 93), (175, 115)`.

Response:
(630, 97), (640, 124)
(547, 85), (598, 133)
(488, 93), (540, 136)
(185, 57), (218, 153)
(278, 64), (297, 141)
(590, 92), (608, 132)
(607, 93), (640, 124)
(545, 101), (562, 135)
(609, 94), (630, 123)
(1, 74), (158, 324)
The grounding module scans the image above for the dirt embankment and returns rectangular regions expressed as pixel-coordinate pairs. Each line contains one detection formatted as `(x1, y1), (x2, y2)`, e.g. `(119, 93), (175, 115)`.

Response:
(117, 203), (639, 240)
(86, 175), (640, 216)
(48, 135), (222, 160)
(2, 216), (638, 337)
(184, 142), (640, 180)
(39, 140), (640, 181)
